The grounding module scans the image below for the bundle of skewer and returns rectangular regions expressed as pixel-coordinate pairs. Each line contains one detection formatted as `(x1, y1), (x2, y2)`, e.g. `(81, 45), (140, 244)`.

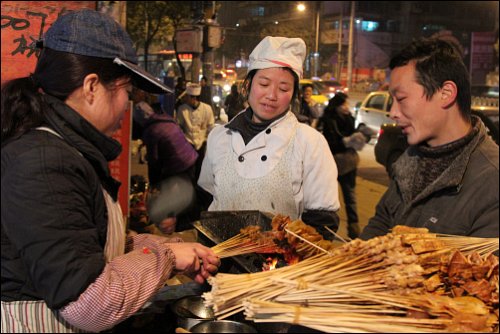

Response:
(211, 230), (280, 259)
(244, 284), (498, 332)
(203, 222), (499, 332)
(438, 234), (499, 256)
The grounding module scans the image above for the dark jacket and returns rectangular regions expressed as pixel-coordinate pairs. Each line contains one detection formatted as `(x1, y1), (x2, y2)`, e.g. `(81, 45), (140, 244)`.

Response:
(295, 98), (318, 125)
(320, 110), (356, 154)
(319, 109), (359, 176)
(1, 94), (120, 309)
(361, 117), (499, 239)
(141, 113), (198, 188)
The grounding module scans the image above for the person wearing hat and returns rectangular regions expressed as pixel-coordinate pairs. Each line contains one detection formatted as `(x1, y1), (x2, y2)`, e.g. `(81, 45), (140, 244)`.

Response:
(1, 9), (220, 333)
(319, 92), (367, 240)
(198, 36), (341, 238)
(177, 82), (215, 179)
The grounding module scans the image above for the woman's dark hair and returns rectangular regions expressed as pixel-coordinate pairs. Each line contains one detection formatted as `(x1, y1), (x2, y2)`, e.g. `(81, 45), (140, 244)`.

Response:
(390, 38), (471, 121)
(301, 83), (314, 92)
(242, 67), (300, 103)
(1, 48), (130, 143)
(323, 92), (348, 117)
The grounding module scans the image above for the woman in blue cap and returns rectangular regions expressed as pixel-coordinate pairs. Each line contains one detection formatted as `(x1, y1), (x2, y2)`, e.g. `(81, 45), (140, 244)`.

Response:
(1, 9), (219, 332)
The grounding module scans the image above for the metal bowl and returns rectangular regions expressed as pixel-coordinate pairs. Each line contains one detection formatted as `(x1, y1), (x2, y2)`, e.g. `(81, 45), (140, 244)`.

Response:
(190, 320), (257, 333)
(171, 295), (215, 330)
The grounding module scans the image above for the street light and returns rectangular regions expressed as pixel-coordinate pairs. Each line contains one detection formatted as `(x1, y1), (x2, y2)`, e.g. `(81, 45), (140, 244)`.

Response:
(297, 2), (320, 78)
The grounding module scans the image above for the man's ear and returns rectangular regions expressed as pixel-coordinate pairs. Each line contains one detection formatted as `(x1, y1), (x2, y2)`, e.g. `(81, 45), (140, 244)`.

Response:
(440, 80), (457, 109)
(82, 74), (100, 105)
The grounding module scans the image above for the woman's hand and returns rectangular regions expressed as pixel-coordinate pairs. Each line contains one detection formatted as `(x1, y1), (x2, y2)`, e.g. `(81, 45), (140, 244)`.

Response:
(167, 243), (221, 284)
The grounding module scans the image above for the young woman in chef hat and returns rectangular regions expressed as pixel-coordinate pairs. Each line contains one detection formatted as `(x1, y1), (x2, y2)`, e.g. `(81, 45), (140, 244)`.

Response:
(198, 36), (341, 239)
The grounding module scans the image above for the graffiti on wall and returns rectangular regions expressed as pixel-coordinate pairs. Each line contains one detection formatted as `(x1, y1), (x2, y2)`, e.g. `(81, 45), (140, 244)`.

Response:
(1, 1), (95, 83)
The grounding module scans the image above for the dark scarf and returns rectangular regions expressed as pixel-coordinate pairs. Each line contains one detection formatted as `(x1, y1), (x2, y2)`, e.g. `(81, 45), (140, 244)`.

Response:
(42, 94), (122, 200)
(409, 121), (479, 200)
(225, 107), (287, 145)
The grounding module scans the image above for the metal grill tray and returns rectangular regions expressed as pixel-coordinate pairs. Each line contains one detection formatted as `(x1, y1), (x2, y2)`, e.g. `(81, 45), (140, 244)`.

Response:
(192, 211), (274, 273)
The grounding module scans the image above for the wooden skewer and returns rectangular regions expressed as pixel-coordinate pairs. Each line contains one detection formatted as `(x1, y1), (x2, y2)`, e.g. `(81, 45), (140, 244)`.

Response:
(325, 225), (349, 243)
(284, 228), (330, 255)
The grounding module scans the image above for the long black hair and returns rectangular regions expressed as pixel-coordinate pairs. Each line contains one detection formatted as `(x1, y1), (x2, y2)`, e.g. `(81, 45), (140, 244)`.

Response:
(1, 48), (129, 144)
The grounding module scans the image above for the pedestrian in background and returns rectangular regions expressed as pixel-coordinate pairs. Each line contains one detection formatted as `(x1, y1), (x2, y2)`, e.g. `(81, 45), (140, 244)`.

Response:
(199, 76), (213, 107)
(134, 92), (200, 234)
(224, 83), (246, 121)
(177, 83), (215, 179)
(131, 87), (155, 164)
(1, 9), (220, 333)
(295, 83), (322, 128)
(198, 36), (340, 239)
(174, 76), (186, 112)
(319, 92), (363, 239)
(361, 38), (499, 240)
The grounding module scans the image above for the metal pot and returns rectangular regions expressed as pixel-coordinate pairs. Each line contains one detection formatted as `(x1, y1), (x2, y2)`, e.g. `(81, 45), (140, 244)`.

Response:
(171, 295), (215, 331)
(190, 320), (258, 333)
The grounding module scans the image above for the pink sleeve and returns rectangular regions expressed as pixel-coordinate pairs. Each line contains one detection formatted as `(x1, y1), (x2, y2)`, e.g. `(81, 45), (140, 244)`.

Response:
(59, 234), (179, 332)
(125, 233), (184, 253)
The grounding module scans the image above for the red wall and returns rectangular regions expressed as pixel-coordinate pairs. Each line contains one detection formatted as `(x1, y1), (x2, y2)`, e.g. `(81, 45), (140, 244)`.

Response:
(1, 1), (96, 84)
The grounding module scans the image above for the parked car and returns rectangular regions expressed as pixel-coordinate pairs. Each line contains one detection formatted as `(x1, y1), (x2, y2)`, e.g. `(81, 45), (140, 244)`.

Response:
(471, 85), (499, 99)
(354, 91), (395, 137)
(375, 104), (499, 177)
(318, 80), (349, 98)
(353, 78), (382, 93)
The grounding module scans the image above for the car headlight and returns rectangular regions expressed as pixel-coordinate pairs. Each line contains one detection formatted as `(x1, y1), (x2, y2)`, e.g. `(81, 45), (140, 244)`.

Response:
(324, 100), (329, 106)
(213, 96), (221, 103)
(223, 84), (231, 92)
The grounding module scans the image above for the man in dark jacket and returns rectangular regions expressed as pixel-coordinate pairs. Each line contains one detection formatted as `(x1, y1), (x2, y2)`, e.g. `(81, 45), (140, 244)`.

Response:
(360, 38), (499, 240)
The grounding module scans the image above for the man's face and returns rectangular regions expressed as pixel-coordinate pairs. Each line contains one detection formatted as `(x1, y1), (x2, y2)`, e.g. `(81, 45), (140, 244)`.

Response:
(187, 95), (199, 108)
(389, 62), (446, 147)
(303, 86), (313, 102)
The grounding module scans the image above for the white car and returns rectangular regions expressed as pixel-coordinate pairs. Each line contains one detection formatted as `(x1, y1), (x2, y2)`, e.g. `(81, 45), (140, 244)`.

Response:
(355, 91), (395, 136)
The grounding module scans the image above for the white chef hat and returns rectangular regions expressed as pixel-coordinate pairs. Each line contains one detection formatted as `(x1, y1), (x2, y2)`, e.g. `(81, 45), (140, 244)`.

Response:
(186, 83), (201, 96)
(248, 36), (306, 79)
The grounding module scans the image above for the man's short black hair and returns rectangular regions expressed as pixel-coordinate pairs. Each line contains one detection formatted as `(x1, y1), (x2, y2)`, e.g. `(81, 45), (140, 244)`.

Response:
(390, 38), (471, 121)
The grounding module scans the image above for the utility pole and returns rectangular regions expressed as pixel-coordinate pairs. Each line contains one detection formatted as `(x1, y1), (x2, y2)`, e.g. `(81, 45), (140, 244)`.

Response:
(336, 6), (343, 81)
(202, 2), (218, 89)
(347, 1), (355, 91)
(313, 1), (320, 78)
(191, 1), (204, 83)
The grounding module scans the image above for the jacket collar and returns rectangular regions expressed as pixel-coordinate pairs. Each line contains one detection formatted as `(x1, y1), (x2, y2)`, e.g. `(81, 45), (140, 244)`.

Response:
(393, 115), (485, 205)
(42, 94), (122, 199)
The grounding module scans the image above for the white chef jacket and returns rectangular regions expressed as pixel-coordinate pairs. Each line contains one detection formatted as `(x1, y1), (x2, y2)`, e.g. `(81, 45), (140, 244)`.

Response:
(177, 101), (215, 150)
(198, 111), (340, 216)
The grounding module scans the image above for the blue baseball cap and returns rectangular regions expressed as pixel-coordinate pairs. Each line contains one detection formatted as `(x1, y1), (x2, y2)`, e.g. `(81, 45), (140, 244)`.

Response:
(43, 9), (172, 94)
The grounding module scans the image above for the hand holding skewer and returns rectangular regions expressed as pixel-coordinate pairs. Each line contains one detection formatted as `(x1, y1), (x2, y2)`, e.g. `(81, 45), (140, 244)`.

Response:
(168, 243), (221, 284)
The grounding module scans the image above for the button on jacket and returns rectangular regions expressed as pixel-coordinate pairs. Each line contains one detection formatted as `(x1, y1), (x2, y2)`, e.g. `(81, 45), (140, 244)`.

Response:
(198, 111), (341, 216)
